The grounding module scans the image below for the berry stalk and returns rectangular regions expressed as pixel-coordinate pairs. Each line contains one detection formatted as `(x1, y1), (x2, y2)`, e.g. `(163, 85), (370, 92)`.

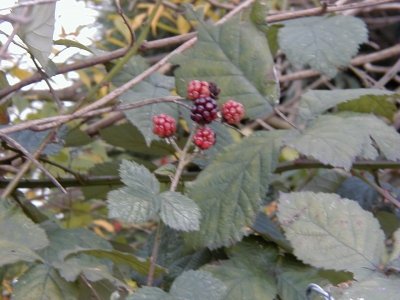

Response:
(147, 128), (196, 286)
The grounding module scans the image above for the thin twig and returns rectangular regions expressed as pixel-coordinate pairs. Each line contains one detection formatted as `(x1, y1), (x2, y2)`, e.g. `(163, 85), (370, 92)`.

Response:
(353, 171), (400, 209)
(280, 44), (400, 82)
(147, 129), (196, 286)
(274, 107), (298, 129)
(0, 132), (66, 194)
(374, 58), (400, 88)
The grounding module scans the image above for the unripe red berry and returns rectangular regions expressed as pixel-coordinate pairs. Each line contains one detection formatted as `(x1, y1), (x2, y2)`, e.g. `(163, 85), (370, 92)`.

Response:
(221, 100), (245, 124)
(187, 80), (220, 101)
(152, 114), (177, 138)
(193, 126), (216, 150)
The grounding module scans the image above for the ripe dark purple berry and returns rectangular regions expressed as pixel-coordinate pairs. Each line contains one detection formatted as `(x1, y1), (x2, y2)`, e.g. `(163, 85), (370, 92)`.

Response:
(190, 97), (219, 124)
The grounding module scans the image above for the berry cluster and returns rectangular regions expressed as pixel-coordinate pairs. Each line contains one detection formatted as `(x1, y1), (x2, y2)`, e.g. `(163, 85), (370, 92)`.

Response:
(152, 80), (245, 151)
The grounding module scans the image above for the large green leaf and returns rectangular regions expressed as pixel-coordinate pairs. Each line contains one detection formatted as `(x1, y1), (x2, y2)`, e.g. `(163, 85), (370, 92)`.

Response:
(186, 131), (286, 249)
(169, 270), (226, 300)
(112, 57), (177, 146)
(286, 115), (369, 170)
(335, 274), (400, 300)
(298, 89), (395, 121)
(171, 9), (279, 118)
(14, 0), (56, 67)
(276, 259), (328, 300)
(13, 265), (78, 300)
(63, 248), (164, 277)
(128, 287), (172, 300)
(206, 240), (278, 300)
(0, 200), (48, 267)
(278, 192), (385, 280)
(278, 16), (368, 77)
(287, 114), (400, 170)
(37, 225), (115, 285)
(129, 270), (225, 300)
(159, 191), (201, 232)
(107, 160), (160, 223)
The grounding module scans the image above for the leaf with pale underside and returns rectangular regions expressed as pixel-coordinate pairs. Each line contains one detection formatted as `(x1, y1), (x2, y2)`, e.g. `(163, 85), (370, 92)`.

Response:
(159, 191), (201, 232)
(298, 89), (396, 121)
(107, 160), (160, 223)
(278, 192), (385, 280)
(0, 200), (48, 267)
(14, 0), (56, 67)
(185, 131), (286, 249)
(335, 274), (400, 300)
(286, 115), (369, 170)
(112, 57), (177, 146)
(286, 114), (400, 170)
(171, 7), (279, 118)
(279, 16), (368, 77)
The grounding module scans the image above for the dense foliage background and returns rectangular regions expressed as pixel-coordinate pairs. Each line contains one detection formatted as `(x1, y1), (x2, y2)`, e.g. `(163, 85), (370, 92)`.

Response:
(0, 0), (400, 299)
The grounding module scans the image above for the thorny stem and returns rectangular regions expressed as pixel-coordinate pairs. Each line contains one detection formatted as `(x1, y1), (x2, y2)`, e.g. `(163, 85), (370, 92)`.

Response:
(147, 129), (196, 286)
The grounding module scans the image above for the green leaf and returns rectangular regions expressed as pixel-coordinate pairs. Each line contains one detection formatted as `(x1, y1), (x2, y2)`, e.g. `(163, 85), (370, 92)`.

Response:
(337, 94), (398, 120)
(0, 200), (48, 267)
(251, 212), (292, 251)
(54, 39), (93, 53)
(278, 192), (385, 280)
(0, 241), (43, 267)
(159, 191), (201, 232)
(13, 265), (78, 300)
(276, 259), (327, 300)
(298, 89), (395, 121)
(119, 160), (159, 191)
(288, 114), (400, 170)
(206, 241), (278, 300)
(107, 160), (160, 223)
(278, 16), (368, 77)
(171, 11), (279, 118)
(170, 270), (226, 300)
(128, 270), (225, 300)
(186, 131), (286, 249)
(112, 57), (177, 146)
(337, 176), (378, 210)
(54, 255), (117, 283)
(100, 123), (177, 157)
(63, 248), (164, 277)
(358, 115), (400, 162)
(335, 274), (400, 300)
(37, 225), (112, 265)
(287, 115), (368, 170)
(108, 187), (157, 223)
(128, 287), (172, 300)
(302, 170), (346, 193)
(14, 1), (56, 67)
(37, 225), (120, 286)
